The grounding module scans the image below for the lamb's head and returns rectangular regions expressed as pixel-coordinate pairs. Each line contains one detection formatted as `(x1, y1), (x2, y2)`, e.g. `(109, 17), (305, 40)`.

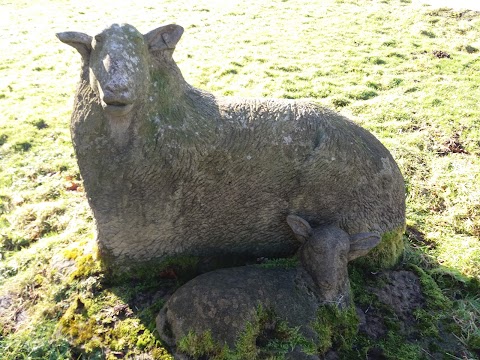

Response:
(287, 215), (381, 307)
(56, 23), (184, 120)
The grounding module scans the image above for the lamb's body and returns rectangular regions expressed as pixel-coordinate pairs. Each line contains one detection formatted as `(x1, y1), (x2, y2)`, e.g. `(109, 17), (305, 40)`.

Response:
(58, 23), (405, 267)
(156, 216), (381, 356)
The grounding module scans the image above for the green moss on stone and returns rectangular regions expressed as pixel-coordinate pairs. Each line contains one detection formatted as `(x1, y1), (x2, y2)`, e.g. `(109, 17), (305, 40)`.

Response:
(100, 254), (200, 285)
(407, 264), (452, 311)
(314, 304), (359, 354)
(176, 305), (320, 359)
(178, 330), (223, 359)
(353, 227), (405, 271)
(257, 257), (299, 269)
(380, 332), (423, 359)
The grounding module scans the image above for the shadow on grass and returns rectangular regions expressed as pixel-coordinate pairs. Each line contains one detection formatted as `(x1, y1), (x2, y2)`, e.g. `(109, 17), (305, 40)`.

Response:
(100, 233), (480, 359)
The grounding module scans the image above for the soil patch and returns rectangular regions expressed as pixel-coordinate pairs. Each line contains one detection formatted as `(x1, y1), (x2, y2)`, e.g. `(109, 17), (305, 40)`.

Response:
(357, 270), (424, 340)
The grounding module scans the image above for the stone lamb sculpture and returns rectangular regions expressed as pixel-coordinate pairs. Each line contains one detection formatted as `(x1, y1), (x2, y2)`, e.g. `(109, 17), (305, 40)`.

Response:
(156, 215), (381, 356)
(57, 23), (405, 268)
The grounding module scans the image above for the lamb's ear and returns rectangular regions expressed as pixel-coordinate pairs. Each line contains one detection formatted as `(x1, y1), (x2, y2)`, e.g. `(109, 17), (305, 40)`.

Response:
(56, 32), (92, 60)
(286, 215), (312, 244)
(144, 24), (184, 52)
(348, 232), (381, 261)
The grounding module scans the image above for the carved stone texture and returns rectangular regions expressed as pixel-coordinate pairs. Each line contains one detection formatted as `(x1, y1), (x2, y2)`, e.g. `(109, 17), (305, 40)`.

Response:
(156, 215), (380, 356)
(57, 23), (405, 267)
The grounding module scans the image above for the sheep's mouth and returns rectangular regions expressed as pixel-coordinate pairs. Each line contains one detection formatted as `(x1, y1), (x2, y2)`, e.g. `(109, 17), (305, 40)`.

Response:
(102, 102), (134, 116)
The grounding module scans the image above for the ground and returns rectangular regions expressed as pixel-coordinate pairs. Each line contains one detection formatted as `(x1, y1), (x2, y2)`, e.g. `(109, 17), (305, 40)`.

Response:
(1, 0), (480, 359)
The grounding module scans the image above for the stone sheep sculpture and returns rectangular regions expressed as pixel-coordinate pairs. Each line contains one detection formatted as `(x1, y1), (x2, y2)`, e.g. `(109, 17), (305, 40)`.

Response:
(156, 215), (381, 357)
(57, 23), (405, 269)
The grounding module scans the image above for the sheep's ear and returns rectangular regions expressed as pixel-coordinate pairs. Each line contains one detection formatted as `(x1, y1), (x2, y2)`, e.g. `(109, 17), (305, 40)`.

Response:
(286, 215), (312, 244)
(348, 232), (381, 261)
(56, 32), (92, 60)
(144, 24), (184, 52)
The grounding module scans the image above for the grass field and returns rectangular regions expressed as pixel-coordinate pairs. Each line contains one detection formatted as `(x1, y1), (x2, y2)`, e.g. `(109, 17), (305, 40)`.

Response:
(1, 0), (479, 359)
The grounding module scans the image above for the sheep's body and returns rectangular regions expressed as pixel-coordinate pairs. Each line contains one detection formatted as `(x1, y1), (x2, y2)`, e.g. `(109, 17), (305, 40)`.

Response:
(58, 23), (405, 268)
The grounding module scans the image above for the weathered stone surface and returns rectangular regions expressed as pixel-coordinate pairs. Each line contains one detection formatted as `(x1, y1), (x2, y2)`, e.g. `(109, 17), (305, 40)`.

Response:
(157, 266), (320, 347)
(57, 23), (405, 267)
(156, 215), (380, 356)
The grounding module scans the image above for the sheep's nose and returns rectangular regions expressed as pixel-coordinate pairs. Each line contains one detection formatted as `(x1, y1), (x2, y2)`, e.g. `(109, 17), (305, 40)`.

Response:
(105, 79), (128, 92)
(100, 55), (133, 102)
(102, 78), (133, 105)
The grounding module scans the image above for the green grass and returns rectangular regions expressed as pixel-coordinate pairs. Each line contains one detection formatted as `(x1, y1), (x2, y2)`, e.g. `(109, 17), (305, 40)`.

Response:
(1, 0), (480, 358)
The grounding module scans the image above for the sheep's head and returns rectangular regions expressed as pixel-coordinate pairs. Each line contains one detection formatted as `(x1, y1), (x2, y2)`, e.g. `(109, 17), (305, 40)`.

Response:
(57, 23), (184, 120)
(287, 215), (380, 306)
